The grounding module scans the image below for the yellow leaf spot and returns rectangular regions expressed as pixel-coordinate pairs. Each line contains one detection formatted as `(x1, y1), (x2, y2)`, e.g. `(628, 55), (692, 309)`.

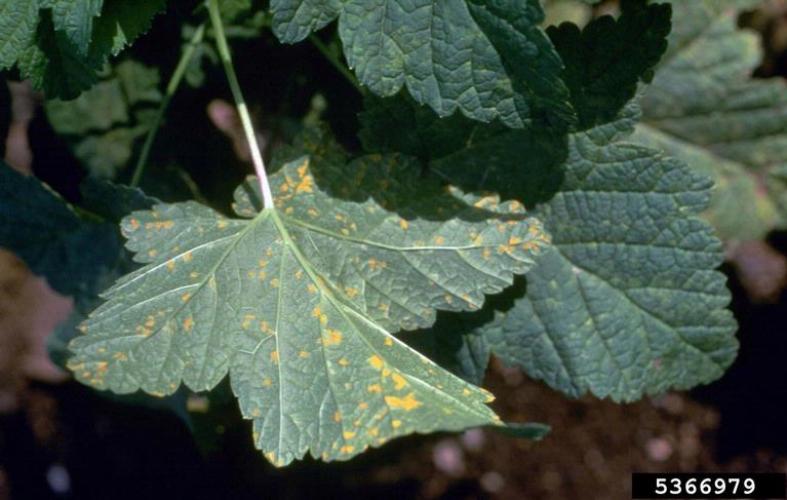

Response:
(265, 452), (276, 463)
(217, 220), (228, 229)
(384, 337), (393, 347)
(167, 260), (176, 272)
(307, 283), (317, 294)
(260, 321), (272, 334)
(280, 183), (289, 193)
(368, 259), (387, 271)
(251, 408), (261, 417)
(367, 427), (379, 437)
(399, 219), (409, 230)
(462, 388), (471, 396)
(295, 172), (314, 193)
(358, 402), (368, 410)
(242, 314), (255, 330)
(382, 368), (391, 377)
(298, 350), (310, 359)
(391, 373), (407, 390)
(258, 270), (267, 280)
(145, 220), (174, 230)
(113, 352), (127, 361)
(270, 278), (280, 288)
(339, 445), (354, 454)
(147, 249), (158, 258)
(392, 420), (402, 429)
(258, 259), (268, 268)
(509, 236), (522, 246)
(295, 269), (303, 280)
(444, 294), (453, 304)
(324, 329), (343, 346)
(285, 207), (294, 215)
(307, 208), (319, 218)
(368, 355), (384, 370)
(96, 361), (108, 373)
(190, 271), (200, 279)
(270, 350), (279, 364)
(181, 292), (191, 302)
(342, 431), (356, 440)
(482, 248), (491, 260)
(144, 316), (155, 328)
(384, 393), (421, 411)
(183, 317), (194, 331)
(367, 384), (382, 393)
(338, 358), (350, 367)
(344, 287), (359, 299)
(333, 411), (342, 422)
(262, 377), (272, 387)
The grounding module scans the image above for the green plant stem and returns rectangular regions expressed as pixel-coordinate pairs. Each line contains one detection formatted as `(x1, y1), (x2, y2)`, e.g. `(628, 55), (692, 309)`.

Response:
(130, 23), (206, 188)
(207, 0), (274, 210)
(308, 34), (362, 92)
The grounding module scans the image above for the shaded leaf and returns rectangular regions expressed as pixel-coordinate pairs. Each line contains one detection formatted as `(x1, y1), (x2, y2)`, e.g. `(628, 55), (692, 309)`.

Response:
(46, 60), (162, 178)
(270, 0), (575, 130)
(632, 0), (787, 241)
(548, 0), (671, 129)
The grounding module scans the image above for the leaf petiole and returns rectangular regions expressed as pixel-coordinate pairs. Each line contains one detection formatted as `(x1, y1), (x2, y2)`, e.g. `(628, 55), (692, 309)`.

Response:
(206, 0), (275, 210)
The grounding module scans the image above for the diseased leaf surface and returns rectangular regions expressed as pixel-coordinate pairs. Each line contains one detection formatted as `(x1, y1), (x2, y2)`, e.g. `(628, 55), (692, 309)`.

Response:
(270, 0), (575, 130)
(67, 140), (549, 465)
(360, 93), (738, 401)
(482, 113), (737, 401)
(632, 0), (787, 241)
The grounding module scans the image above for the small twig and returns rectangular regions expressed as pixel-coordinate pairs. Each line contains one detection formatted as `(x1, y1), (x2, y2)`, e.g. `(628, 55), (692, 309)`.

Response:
(130, 23), (206, 187)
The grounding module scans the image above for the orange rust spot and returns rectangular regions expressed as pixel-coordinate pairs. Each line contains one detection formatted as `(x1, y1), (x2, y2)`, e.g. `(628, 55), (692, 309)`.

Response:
(368, 259), (387, 271)
(368, 355), (384, 370)
(391, 373), (407, 390)
(183, 251), (193, 262)
(367, 384), (382, 393)
(384, 393), (421, 411)
(358, 402), (369, 410)
(167, 260), (176, 272)
(183, 317), (194, 331)
(96, 361), (108, 373)
(270, 350), (279, 364)
(181, 292), (191, 302)
(217, 220), (228, 229)
(434, 236), (445, 245)
(333, 411), (342, 422)
(324, 329), (343, 347)
(339, 445), (354, 454)
(145, 220), (174, 230)
(298, 350), (310, 359)
(113, 352), (128, 361)
(147, 249), (158, 258)
(260, 321), (272, 334)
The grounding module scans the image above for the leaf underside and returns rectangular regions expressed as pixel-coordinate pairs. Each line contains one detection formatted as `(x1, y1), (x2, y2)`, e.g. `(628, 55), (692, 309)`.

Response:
(67, 140), (550, 465)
